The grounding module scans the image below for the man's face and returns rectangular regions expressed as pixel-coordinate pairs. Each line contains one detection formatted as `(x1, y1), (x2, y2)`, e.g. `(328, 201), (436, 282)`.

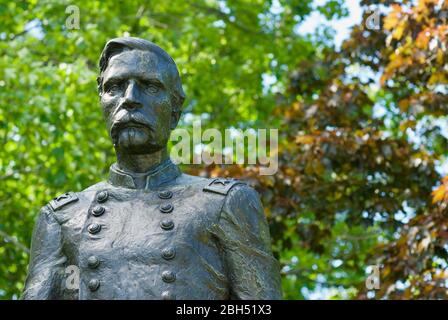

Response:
(100, 50), (177, 154)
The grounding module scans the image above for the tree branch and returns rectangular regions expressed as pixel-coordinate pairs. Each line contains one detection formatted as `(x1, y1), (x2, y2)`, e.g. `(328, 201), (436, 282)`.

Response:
(0, 230), (30, 254)
(186, 1), (266, 36)
(6, 21), (42, 42)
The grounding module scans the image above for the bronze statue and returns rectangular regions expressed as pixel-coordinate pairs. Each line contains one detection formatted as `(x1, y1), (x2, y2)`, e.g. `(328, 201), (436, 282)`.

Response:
(22, 37), (282, 300)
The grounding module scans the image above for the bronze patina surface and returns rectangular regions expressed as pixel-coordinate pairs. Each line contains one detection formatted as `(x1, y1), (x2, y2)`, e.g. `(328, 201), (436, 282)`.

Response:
(22, 37), (282, 300)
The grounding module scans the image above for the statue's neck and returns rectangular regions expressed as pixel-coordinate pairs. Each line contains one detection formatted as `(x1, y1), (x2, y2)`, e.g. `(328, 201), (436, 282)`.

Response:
(115, 148), (169, 188)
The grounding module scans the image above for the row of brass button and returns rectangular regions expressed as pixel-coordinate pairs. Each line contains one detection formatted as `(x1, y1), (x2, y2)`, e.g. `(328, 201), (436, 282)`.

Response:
(87, 191), (109, 235)
(159, 190), (175, 300)
(86, 191), (109, 292)
(86, 190), (177, 297)
(87, 254), (100, 291)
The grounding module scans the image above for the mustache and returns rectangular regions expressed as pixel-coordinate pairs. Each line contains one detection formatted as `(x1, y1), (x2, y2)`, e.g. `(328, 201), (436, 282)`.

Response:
(110, 110), (152, 138)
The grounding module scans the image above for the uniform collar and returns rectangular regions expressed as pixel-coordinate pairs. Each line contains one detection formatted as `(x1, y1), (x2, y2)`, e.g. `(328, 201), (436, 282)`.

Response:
(108, 158), (181, 190)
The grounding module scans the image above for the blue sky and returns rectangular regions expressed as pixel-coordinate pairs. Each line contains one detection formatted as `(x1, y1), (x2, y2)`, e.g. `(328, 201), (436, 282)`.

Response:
(297, 0), (362, 48)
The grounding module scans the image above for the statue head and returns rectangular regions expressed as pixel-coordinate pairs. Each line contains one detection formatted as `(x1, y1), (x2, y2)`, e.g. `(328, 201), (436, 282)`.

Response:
(97, 37), (185, 154)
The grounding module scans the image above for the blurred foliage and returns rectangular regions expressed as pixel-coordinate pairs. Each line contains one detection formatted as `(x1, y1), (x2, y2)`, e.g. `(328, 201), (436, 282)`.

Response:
(351, 0), (448, 299)
(0, 0), (447, 299)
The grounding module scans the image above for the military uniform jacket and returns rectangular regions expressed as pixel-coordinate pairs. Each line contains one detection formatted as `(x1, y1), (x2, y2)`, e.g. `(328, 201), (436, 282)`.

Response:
(22, 159), (282, 300)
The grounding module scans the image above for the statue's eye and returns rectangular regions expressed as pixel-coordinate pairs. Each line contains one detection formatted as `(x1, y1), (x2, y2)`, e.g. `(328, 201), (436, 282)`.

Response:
(105, 82), (124, 95)
(146, 84), (159, 94)
(141, 80), (161, 95)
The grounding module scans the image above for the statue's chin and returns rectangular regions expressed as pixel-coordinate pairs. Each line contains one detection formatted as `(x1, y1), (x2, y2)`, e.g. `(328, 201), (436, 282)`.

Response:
(116, 128), (156, 154)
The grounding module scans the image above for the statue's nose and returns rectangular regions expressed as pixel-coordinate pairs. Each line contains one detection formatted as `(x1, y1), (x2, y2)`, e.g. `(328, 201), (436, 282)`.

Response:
(122, 81), (142, 110)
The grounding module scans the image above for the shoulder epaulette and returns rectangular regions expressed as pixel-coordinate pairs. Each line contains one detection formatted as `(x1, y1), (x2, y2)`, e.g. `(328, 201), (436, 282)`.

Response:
(203, 178), (245, 195)
(49, 192), (79, 211)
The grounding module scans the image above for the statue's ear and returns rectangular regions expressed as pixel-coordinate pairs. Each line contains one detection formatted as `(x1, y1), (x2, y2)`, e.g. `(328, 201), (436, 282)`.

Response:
(96, 76), (102, 95)
(170, 108), (181, 130)
(170, 95), (184, 130)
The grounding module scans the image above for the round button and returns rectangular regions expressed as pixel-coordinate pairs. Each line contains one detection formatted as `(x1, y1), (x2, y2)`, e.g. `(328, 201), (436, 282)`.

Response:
(158, 190), (173, 199)
(87, 256), (100, 268)
(159, 203), (174, 213)
(160, 219), (174, 230)
(161, 247), (176, 260)
(161, 270), (176, 283)
(92, 205), (105, 217)
(88, 279), (100, 291)
(161, 291), (175, 300)
(97, 191), (109, 203)
(87, 223), (101, 234)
